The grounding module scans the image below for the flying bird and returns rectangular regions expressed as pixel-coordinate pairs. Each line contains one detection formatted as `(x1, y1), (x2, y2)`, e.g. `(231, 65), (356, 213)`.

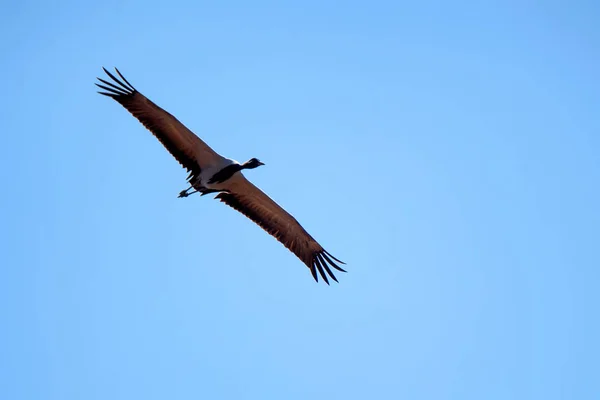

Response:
(96, 67), (346, 284)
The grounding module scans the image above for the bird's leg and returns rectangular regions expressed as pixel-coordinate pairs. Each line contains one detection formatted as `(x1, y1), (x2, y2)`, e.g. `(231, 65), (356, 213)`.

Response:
(178, 186), (198, 198)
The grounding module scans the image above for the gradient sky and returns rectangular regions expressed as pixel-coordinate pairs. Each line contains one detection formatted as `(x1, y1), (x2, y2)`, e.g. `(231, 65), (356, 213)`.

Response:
(1, 1), (599, 399)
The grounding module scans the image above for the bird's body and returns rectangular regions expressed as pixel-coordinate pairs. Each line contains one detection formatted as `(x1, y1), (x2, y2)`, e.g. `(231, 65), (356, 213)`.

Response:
(197, 158), (236, 189)
(96, 67), (346, 284)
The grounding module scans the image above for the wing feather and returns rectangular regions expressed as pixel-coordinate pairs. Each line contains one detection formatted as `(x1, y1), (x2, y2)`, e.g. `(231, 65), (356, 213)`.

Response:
(215, 174), (346, 284)
(96, 67), (225, 177)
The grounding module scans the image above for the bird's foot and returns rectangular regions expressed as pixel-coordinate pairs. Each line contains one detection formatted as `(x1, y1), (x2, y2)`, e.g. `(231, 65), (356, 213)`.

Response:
(178, 187), (199, 198)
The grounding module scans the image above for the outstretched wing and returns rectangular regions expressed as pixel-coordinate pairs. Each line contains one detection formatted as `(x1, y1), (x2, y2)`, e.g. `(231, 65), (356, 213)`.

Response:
(96, 67), (225, 178)
(216, 174), (346, 284)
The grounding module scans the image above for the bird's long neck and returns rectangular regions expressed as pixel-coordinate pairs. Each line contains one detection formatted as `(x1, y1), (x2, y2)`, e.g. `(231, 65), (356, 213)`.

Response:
(208, 163), (245, 184)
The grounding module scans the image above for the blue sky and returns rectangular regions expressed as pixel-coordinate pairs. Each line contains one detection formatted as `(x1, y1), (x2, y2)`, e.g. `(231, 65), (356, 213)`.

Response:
(1, 0), (598, 399)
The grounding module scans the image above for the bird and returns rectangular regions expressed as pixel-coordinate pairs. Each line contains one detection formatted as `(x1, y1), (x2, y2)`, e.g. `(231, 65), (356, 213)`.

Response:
(95, 67), (346, 284)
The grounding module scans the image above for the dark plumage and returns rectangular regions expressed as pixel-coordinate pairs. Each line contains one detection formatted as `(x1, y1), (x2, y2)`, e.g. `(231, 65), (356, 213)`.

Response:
(96, 67), (346, 284)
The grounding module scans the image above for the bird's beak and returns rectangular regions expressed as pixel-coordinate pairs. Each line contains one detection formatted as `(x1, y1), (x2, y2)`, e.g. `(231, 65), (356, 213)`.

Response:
(259, 161), (265, 166)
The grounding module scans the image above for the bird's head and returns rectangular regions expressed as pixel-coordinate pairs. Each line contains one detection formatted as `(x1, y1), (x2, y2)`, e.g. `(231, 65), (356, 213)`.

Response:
(243, 158), (265, 169)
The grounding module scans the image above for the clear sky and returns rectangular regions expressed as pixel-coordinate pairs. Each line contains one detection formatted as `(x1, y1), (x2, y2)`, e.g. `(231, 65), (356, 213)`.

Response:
(1, 1), (598, 399)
